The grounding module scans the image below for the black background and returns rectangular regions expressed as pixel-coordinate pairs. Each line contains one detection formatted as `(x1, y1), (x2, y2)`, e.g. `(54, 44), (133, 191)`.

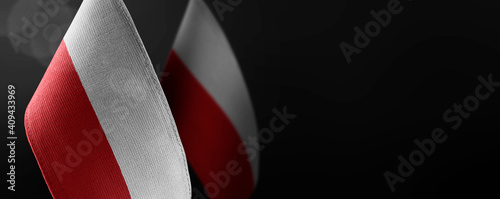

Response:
(1, 0), (499, 198)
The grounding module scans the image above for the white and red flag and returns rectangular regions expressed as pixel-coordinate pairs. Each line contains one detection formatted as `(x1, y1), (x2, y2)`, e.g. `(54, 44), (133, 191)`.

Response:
(162, 0), (259, 198)
(25, 0), (258, 198)
(25, 0), (191, 198)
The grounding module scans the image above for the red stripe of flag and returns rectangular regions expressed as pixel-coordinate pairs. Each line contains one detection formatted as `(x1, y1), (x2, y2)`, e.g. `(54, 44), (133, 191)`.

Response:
(25, 40), (131, 199)
(162, 51), (254, 198)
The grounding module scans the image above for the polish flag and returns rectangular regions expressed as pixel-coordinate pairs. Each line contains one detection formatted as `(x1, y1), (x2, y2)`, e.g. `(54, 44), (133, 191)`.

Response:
(161, 0), (259, 198)
(25, 0), (191, 198)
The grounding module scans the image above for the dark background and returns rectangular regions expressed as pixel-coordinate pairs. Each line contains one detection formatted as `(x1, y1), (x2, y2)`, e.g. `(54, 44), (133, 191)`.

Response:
(2, 0), (499, 198)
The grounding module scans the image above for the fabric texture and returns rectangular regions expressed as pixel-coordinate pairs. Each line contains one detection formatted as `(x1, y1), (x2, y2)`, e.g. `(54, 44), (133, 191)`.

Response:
(25, 0), (192, 198)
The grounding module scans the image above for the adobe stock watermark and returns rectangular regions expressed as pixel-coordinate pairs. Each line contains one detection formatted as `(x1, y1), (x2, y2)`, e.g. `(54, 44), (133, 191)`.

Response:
(8, 0), (71, 53)
(340, 0), (417, 64)
(97, 67), (149, 135)
(6, 0), (74, 67)
(384, 73), (500, 193)
(194, 106), (297, 198)
(212, 0), (244, 21)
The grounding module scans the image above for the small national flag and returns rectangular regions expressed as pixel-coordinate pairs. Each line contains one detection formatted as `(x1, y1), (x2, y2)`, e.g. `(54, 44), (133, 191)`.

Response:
(25, 0), (191, 198)
(162, 0), (259, 198)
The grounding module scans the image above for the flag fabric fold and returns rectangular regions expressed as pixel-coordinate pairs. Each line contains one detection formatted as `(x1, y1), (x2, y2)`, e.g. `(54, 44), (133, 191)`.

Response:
(25, 0), (191, 198)
(25, 0), (259, 198)
(161, 0), (259, 198)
